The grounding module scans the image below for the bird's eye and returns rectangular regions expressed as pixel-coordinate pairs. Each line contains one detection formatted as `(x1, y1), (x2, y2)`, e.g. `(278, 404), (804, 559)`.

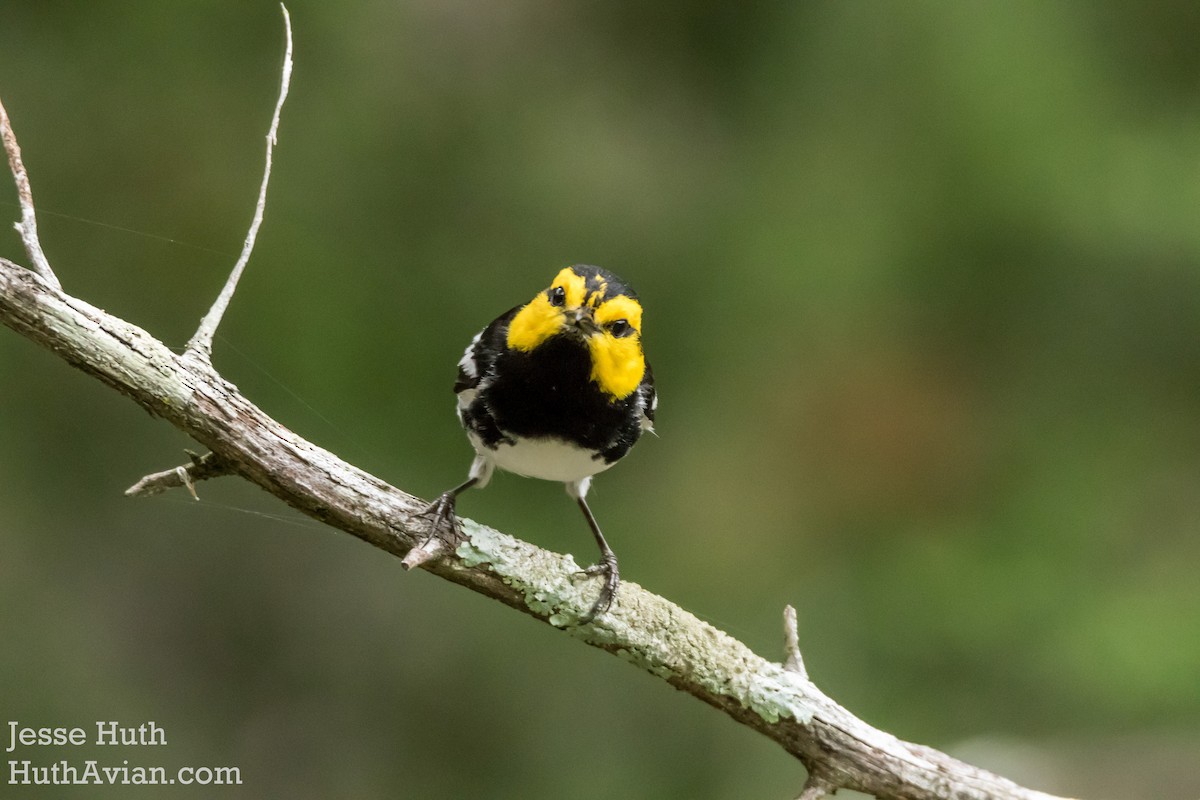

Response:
(609, 319), (631, 337)
(548, 286), (566, 307)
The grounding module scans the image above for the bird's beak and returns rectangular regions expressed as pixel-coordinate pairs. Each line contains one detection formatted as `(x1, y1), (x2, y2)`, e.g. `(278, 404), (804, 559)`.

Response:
(566, 307), (601, 336)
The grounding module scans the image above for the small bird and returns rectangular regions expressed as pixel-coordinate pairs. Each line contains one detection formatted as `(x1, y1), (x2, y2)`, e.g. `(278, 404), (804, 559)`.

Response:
(425, 264), (656, 622)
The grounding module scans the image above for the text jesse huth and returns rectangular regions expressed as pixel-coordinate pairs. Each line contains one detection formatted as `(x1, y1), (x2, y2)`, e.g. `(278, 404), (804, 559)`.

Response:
(7, 720), (166, 752)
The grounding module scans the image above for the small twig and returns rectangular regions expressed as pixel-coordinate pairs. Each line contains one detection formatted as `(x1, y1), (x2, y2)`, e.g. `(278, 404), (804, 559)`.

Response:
(184, 3), (293, 361)
(401, 536), (447, 570)
(0, 96), (61, 291)
(125, 451), (235, 498)
(784, 604), (809, 680)
(795, 772), (836, 800)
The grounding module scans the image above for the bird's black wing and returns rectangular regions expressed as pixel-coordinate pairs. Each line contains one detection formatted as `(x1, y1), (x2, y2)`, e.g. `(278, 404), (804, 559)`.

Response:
(638, 359), (657, 431)
(454, 305), (520, 395)
(596, 358), (656, 464)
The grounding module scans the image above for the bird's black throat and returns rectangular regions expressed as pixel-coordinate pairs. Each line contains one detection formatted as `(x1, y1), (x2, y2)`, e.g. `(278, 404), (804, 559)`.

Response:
(484, 335), (634, 453)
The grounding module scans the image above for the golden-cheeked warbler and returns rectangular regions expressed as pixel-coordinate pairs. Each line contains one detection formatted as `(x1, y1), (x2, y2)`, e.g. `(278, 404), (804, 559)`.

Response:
(425, 265), (656, 622)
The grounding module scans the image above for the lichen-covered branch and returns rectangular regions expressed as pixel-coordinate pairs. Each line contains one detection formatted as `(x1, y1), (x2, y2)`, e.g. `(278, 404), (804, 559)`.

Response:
(0, 256), (1073, 800)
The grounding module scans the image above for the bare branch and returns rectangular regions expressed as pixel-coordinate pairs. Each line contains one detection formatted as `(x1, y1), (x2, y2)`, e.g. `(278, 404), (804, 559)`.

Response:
(184, 4), (294, 361)
(125, 451), (235, 498)
(0, 97), (61, 291)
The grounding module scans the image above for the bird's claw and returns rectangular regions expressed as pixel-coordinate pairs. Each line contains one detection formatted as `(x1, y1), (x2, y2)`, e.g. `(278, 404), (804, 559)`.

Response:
(573, 554), (619, 624)
(419, 491), (463, 543)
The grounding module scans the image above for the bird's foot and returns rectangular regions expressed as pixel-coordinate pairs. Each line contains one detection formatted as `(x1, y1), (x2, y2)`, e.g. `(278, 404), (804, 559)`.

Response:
(573, 554), (619, 624)
(404, 491), (463, 570)
(420, 490), (462, 539)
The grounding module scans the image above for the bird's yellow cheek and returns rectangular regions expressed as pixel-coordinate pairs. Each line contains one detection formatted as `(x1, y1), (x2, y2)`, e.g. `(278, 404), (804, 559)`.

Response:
(587, 334), (644, 400)
(507, 296), (561, 352)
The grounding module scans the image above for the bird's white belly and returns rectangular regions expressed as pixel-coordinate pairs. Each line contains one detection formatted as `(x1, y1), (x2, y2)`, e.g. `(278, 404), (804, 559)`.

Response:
(470, 432), (612, 483)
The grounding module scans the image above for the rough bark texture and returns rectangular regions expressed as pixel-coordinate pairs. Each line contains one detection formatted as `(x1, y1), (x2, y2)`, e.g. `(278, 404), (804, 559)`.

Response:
(0, 257), (1073, 800)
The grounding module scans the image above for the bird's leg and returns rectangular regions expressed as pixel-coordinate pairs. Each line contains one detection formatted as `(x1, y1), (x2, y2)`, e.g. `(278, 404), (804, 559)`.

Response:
(573, 495), (620, 623)
(407, 458), (493, 571)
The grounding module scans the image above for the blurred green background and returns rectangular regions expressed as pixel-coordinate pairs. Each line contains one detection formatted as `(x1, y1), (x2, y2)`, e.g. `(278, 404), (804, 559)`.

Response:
(2, 2), (1199, 798)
